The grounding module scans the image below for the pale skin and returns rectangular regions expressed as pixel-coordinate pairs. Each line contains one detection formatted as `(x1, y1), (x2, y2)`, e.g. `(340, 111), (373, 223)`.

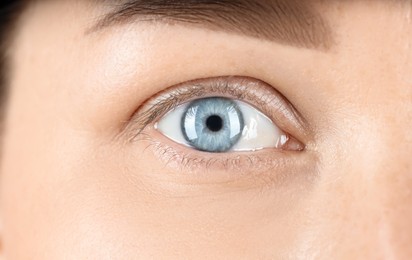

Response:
(1, 0), (412, 259)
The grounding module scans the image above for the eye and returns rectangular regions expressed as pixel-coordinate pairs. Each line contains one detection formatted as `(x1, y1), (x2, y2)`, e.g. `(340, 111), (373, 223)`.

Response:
(127, 76), (307, 173)
(156, 96), (289, 153)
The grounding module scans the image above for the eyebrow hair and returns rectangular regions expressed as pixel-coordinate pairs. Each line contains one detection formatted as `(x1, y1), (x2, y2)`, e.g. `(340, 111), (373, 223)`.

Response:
(92, 0), (334, 50)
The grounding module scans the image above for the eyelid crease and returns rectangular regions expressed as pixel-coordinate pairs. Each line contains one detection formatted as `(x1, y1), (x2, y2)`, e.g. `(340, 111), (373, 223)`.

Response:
(121, 76), (310, 144)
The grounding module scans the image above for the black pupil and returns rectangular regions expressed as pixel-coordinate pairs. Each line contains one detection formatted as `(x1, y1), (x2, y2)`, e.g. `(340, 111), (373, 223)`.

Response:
(206, 115), (223, 132)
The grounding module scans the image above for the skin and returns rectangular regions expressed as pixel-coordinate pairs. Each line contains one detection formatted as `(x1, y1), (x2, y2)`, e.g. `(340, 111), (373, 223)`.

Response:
(1, 0), (412, 259)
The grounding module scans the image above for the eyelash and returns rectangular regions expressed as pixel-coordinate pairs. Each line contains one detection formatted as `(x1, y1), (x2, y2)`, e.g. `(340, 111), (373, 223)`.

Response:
(122, 76), (308, 172)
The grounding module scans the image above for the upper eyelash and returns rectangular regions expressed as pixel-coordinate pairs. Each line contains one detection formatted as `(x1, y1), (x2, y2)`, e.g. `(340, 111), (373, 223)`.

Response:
(122, 76), (308, 142)
(131, 86), (207, 135)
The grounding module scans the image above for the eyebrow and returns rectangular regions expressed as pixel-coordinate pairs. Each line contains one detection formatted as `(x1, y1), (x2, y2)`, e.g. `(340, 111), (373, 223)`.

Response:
(92, 0), (334, 50)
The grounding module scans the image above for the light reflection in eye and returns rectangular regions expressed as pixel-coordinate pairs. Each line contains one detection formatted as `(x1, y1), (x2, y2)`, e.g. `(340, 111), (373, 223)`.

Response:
(184, 106), (199, 141)
(155, 96), (289, 153)
(243, 118), (258, 140)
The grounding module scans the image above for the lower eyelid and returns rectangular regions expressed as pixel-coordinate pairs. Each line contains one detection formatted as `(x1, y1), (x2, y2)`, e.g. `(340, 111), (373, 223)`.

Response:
(128, 129), (319, 192)
(137, 125), (311, 176)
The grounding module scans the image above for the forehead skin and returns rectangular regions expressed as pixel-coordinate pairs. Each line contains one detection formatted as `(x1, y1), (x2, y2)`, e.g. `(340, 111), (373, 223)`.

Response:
(1, 0), (412, 259)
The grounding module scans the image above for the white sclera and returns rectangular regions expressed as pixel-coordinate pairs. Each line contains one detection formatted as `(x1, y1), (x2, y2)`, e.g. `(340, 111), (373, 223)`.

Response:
(231, 101), (285, 151)
(155, 100), (286, 152)
(155, 103), (189, 144)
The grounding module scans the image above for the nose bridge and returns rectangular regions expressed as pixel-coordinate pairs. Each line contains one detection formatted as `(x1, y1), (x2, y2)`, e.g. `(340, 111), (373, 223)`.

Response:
(372, 133), (412, 258)
(346, 105), (412, 258)
(369, 158), (412, 259)
(312, 100), (412, 258)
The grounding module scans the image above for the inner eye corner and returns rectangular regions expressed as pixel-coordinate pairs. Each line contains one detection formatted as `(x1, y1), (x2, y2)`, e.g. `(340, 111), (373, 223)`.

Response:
(283, 133), (306, 152)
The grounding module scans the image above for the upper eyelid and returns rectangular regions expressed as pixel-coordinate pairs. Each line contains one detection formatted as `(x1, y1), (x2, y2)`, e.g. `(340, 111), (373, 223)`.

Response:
(121, 76), (310, 143)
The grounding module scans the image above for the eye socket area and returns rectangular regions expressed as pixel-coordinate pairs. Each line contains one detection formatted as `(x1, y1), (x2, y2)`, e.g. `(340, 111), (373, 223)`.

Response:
(155, 96), (303, 153)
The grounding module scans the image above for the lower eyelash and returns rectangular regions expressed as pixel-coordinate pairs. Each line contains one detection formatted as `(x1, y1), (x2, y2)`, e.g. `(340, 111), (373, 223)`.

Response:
(131, 127), (318, 190)
(138, 131), (295, 174)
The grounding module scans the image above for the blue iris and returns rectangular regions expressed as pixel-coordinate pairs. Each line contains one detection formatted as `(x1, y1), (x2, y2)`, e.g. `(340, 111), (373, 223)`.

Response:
(181, 97), (244, 152)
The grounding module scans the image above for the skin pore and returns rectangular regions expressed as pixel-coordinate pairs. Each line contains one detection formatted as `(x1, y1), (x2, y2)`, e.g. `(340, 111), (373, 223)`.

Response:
(1, 0), (412, 259)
